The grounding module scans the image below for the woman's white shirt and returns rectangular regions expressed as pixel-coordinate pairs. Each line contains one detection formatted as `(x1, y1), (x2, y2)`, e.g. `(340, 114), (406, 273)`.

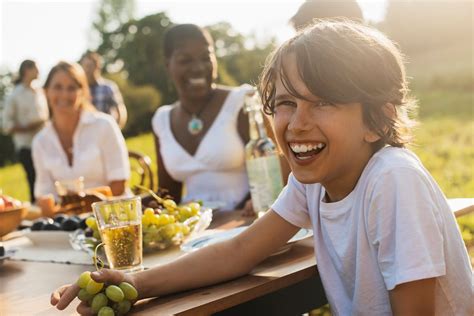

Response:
(32, 110), (130, 198)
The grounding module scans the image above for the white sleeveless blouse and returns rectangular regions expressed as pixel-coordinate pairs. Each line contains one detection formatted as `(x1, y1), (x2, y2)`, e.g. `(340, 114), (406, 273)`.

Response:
(152, 85), (252, 210)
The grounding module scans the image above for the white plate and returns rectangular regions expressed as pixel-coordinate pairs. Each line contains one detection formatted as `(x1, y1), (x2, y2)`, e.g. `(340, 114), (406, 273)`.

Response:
(181, 227), (313, 255)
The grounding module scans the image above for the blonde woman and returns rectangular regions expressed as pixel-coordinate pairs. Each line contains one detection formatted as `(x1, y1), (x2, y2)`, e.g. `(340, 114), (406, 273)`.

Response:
(32, 61), (130, 201)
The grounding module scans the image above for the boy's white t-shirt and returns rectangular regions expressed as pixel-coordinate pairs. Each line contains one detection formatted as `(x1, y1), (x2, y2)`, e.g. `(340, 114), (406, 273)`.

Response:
(272, 147), (473, 315)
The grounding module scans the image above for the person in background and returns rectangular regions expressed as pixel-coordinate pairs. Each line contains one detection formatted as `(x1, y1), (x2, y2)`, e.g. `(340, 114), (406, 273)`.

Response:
(79, 51), (127, 129)
(152, 24), (288, 214)
(52, 21), (471, 315)
(290, 0), (363, 30)
(2, 60), (49, 202)
(32, 61), (130, 200)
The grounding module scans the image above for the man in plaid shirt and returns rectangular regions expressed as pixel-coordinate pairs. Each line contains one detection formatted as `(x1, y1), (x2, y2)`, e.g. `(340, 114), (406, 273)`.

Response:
(80, 51), (127, 129)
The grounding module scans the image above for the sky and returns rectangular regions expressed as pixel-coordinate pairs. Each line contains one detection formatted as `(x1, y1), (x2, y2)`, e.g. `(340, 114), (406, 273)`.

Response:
(0, 0), (387, 78)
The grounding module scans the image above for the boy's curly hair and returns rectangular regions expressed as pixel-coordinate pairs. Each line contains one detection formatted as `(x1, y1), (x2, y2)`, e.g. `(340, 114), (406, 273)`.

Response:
(259, 19), (417, 148)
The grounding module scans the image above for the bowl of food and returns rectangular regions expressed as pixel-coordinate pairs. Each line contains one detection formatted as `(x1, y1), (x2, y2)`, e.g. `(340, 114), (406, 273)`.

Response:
(0, 194), (28, 237)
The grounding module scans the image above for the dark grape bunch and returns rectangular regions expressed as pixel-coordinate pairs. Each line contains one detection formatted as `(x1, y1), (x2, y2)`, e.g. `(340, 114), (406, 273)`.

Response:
(76, 271), (138, 315)
(31, 214), (88, 232)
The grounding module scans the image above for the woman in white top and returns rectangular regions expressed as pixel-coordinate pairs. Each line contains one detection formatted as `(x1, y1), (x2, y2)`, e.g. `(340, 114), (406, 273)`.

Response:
(32, 61), (130, 200)
(2, 60), (49, 202)
(152, 24), (285, 213)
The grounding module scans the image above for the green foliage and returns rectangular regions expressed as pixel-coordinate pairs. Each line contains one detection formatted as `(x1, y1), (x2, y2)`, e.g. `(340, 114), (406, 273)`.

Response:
(97, 12), (173, 103)
(208, 22), (277, 85)
(0, 69), (13, 102)
(0, 70), (15, 165)
(105, 73), (161, 136)
(0, 163), (25, 199)
(97, 15), (276, 107)
(92, 0), (136, 48)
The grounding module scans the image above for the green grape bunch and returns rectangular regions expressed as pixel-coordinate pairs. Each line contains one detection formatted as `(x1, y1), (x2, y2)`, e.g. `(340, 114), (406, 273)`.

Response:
(76, 271), (138, 316)
(141, 199), (202, 251)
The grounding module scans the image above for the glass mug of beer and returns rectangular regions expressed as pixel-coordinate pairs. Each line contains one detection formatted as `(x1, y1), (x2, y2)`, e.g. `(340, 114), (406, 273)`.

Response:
(92, 196), (143, 272)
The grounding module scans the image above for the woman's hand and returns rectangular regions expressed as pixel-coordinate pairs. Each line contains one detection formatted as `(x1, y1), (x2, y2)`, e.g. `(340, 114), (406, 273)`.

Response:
(50, 269), (137, 315)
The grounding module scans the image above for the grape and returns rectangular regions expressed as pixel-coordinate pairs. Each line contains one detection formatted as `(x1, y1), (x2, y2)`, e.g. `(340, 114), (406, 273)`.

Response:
(91, 293), (108, 313)
(76, 271), (91, 288)
(77, 288), (94, 302)
(144, 208), (155, 217)
(161, 224), (177, 239)
(98, 306), (115, 316)
(151, 214), (161, 226)
(86, 279), (104, 295)
(105, 285), (124, 302)
(161, 214), (175, 225)
(177, 223), (190, 235)
(178, 206), (192, 221)
(147, 224), (158, 234)
(142, 215), (152, 226)
(188, 202), (201, 215)
(114, 300), (132, 314)
(85, 217), (98, 230)
(119, 282), (138, 300)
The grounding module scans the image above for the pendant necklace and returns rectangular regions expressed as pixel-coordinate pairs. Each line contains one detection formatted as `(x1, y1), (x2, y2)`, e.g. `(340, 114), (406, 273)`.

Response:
(180, 101), (207, 135)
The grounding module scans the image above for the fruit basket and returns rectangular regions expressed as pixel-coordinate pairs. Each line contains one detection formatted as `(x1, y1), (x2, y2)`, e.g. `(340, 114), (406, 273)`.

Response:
(0, 205), (28, 237)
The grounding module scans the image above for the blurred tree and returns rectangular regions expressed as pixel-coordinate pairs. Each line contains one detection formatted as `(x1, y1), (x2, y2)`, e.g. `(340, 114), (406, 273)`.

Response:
(97, 12), (173, 104)
(105, 72), (162, 136)
(207, 22), (277, 86)
(380, 0), (473, 54)
(97, 14), (277, 105)
(91, 0), (136, 49)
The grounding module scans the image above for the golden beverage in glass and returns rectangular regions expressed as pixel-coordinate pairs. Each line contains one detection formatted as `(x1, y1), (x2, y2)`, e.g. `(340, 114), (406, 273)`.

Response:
(92, 196), (143, 272)
(100, 223), (141, 270)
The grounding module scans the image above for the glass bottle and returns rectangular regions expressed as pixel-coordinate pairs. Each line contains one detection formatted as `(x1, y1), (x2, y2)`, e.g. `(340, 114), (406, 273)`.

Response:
(244, 90), (284, 218)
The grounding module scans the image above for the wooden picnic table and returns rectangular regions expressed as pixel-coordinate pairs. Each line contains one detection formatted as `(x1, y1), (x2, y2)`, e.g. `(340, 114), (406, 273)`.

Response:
(0, 210), (327, 315)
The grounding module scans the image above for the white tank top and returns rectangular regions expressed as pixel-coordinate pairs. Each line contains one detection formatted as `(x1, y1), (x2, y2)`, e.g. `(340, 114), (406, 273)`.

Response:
(152, 85), (252, 210)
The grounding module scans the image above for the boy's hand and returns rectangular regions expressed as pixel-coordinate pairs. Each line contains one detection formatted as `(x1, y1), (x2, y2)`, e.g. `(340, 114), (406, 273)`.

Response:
(50, 269), (136, 315)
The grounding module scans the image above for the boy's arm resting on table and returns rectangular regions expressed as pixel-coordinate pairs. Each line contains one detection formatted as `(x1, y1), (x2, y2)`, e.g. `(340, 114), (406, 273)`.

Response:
(135, 210), (299, 298)
(154, 135), (182, 201)
(51, 210), (299, 313)
(389, 278), (436, 316)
